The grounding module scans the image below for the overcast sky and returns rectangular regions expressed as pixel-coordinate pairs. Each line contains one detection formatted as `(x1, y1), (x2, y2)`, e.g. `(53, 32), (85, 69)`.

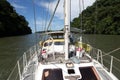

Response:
(7, 0), (95, 32)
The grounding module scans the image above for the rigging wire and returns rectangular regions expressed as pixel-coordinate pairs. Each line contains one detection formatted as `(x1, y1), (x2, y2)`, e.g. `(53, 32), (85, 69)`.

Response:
(79, 0), (91, 44)
(32, 0), (39, 57)
(92, 0), (98, 47)
(40, 0), (45, 31)
(45, 0), (50, 31)
(82, 0), (85, 10)
(32, 0), (37, 33)
(81, 0), (85, 30)
(40, 0), (46, 41)
(42, 0), (47, 32)
(95, 0), (98, 34)
(49, 0), (53, 31)
(79, 0), (82, 34)
(46, 0), (61, 31)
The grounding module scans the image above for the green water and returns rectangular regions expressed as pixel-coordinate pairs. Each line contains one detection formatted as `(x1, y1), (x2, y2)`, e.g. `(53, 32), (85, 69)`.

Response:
(0, 34), (120, 80)
(84, 35), (120, 58)
(0, 34), (40, 80)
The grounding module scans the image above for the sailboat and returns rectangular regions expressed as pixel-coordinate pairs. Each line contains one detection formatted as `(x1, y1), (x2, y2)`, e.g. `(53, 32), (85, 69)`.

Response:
(7, 0), (120, 80)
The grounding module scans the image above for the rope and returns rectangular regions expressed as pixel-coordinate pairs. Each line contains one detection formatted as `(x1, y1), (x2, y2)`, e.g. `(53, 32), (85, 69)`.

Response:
(46, 0), (61, 31)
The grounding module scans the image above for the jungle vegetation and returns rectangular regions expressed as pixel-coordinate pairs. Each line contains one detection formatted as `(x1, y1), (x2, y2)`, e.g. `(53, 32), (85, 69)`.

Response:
(0, 0), (32, 37)
(71, 0), (120, 35)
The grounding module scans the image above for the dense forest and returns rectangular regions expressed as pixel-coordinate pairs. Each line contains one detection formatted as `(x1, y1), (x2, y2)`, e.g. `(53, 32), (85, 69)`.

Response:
(71, 0), (120, 35)
(0, 0), (32, 37)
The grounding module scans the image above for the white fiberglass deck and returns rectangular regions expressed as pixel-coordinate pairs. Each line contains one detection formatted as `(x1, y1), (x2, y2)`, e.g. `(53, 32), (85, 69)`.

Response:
(7, 45), (119, 80)
(22, 53), (119, 80)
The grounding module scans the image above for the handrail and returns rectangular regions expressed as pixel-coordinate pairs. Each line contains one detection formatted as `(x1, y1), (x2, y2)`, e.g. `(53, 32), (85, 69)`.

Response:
(90, 47), (120, 79)
(7, 44), (40, 80)
(7, 45), (120, 80)
(103, 47), (120, 57)
(110, 56), (113, 73)
(7, 64), (18, 80)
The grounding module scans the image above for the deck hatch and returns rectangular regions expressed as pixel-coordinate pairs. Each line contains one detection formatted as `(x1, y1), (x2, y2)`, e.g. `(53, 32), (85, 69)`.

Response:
(68, 69), (75, 74)
(79, 67), (100, 80)
(42, 68), (63, 80)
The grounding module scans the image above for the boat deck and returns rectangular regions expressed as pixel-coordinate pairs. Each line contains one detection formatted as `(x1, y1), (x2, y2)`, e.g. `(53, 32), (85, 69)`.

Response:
(23, 53), (92, 80)
(23, 53), (118, 80)
(41, 53), (92, 64)
(23, 55), (38, 80)
(94, 60), (116, 80)
(96, 67), (113, 80)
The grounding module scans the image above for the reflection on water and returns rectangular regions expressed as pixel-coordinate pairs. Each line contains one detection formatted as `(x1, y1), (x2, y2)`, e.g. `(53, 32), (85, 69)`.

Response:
(0, 34), (120, 80)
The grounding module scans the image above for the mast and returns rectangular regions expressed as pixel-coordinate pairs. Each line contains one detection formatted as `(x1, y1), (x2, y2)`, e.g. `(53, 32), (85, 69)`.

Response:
(64, 0), (70, 60)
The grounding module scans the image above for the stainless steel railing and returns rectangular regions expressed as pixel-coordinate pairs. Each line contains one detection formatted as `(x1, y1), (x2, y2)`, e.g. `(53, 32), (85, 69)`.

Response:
(90, 47), (120, 79)
(7, 44), (40, 80)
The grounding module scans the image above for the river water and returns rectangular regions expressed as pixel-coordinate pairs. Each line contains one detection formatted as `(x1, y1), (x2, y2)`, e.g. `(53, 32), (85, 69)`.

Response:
(0, 33), (120, 80)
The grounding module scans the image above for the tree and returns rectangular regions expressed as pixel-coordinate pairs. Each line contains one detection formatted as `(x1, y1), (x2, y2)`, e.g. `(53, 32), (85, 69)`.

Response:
(71, 0), (120, 35)
(0, 0), (32, 37)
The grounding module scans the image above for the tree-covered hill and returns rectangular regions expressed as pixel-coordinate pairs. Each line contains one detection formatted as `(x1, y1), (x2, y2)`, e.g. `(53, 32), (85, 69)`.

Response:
(71, 0), (120, 35)
(0, 0), (32, 37)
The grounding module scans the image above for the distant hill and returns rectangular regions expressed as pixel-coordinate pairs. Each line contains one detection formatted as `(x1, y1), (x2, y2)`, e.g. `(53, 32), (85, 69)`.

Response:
(0, 0), (32, 37)
(71, 0), (120, 35)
